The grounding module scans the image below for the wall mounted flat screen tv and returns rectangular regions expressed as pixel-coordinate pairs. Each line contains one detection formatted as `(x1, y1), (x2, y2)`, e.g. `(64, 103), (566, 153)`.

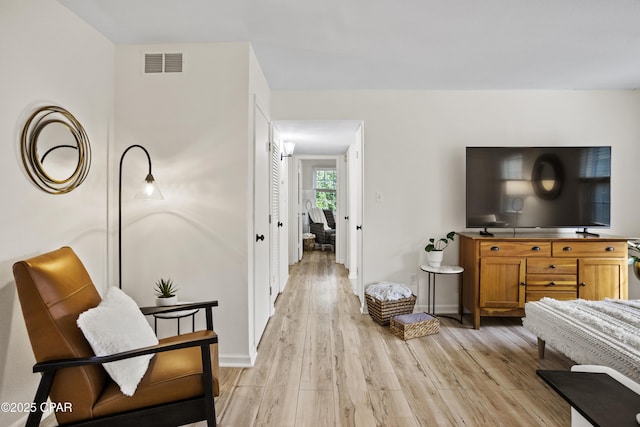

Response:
(466, 146), (611, 230)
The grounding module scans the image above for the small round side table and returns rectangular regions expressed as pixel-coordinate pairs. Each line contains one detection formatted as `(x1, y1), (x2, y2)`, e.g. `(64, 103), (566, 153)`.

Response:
(419, 264), (464, 323)
(152, 305), (199, 335)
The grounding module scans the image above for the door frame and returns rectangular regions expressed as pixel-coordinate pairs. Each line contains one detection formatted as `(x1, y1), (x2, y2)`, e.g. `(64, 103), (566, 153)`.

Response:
(284, 121), (364, 304)
(294, 155), (343, 261)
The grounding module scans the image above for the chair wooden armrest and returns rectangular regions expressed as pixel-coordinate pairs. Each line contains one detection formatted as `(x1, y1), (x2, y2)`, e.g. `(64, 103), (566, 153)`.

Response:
(33, 331), (217, 373)
(139, 300), (218, 315)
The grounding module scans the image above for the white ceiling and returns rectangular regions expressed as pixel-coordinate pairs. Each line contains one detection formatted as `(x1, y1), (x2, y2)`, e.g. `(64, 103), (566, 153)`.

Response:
(59, 0), (640, 91)
(56, 0), (640, 154)
(274, 120), (361, 155)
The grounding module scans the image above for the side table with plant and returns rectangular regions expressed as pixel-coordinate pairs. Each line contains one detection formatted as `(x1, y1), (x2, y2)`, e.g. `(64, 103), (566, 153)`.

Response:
(424, 231), (456, 267)
(155, 278), (179, 306)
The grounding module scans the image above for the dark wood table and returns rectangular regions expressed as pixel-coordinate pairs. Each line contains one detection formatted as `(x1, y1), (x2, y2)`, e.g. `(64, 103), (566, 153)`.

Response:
(537, 370), (640, 427)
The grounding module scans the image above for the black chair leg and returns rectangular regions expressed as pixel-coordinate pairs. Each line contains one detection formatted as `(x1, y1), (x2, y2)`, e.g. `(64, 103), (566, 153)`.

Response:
(26, 371), (55, 427)
(201, 344), (216, 426)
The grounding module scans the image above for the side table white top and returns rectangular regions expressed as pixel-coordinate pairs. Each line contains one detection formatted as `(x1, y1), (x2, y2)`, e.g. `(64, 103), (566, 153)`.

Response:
(420, 265), (464, 274)
(153, 302), (199, 319)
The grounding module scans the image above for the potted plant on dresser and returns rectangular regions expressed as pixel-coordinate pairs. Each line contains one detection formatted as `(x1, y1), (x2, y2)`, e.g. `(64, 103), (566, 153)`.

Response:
(424, 231), (455, 267)
(154, 278), (179, 306)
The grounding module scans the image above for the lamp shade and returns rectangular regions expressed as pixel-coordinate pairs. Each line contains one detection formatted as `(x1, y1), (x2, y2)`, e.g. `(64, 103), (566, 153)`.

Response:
(283, 141), (295, 157)
(505, 180), (532, 196)
(135, 173), (163, 200)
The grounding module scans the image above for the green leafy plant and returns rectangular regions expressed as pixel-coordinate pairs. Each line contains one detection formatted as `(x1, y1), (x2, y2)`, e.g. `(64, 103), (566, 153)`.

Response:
(424, 231), (456, 252)
(154, 278), (178, 298)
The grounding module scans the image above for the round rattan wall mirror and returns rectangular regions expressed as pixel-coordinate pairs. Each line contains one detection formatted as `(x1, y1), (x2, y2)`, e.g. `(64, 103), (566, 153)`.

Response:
(20, 105), (91, 194)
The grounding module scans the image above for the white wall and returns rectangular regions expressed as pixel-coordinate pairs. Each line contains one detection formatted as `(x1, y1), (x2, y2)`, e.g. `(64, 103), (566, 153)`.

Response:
(273, 90), (640, 308)
(115, 42), (270, 365)
(0, 0), (113, 425)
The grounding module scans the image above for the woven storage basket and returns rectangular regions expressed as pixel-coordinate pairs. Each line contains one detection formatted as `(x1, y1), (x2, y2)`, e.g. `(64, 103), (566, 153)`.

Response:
(390, 312), (439, 340)
(365, 294), (416, 326)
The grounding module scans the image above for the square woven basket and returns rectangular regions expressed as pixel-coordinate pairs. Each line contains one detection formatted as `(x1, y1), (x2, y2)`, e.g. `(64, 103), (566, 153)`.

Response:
(390, 312), (440, 340)
(365, 294), (416, 326)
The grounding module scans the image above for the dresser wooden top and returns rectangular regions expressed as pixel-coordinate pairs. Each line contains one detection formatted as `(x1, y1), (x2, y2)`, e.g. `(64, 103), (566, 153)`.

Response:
(456, 231), (629, 241)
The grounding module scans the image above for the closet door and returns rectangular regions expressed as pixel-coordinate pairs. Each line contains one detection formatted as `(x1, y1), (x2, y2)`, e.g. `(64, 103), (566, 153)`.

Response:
(253, 100), (271, 347)
(270, 134), (280, 313)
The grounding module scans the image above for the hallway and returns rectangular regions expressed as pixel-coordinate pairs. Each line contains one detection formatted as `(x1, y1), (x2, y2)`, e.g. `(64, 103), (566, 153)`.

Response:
(211, 250), (573, 426)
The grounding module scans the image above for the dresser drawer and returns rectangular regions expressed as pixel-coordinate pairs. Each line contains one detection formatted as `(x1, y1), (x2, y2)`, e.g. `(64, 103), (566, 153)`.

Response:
(480, 241), (551, 257)
(525, 275), (577, 290)
(552, 241), (627, 258)
(525, 290), (577, 302)
(527, 258), (576, 274)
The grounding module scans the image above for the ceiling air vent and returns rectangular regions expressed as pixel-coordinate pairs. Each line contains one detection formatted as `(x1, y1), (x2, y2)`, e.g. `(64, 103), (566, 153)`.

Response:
(144, 53), (183, 74)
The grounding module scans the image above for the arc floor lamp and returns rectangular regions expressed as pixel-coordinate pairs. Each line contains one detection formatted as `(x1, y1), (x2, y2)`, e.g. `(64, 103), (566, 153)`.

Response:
(118, 144), (163, 289)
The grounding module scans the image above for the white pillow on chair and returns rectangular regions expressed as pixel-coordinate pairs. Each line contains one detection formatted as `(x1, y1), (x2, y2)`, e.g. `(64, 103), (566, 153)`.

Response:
(77, 287), (158, 396)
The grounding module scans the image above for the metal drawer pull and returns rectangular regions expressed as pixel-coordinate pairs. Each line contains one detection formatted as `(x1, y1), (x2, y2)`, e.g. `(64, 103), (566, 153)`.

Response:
(563, 247), (572, 252)
(546, 281), (556, 287)
(605, 246), (615, 252)
(520, 282), (526, 287)
(579, 282), (586, 287)
(490, 246), (500, 251)
(532, 246), (541, 251)
(550, 264), (556, 269)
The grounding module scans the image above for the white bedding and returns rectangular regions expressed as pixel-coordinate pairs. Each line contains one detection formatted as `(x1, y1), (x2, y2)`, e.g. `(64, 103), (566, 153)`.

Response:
(365, 281), (413, 301)
(523, 298), (640, 383)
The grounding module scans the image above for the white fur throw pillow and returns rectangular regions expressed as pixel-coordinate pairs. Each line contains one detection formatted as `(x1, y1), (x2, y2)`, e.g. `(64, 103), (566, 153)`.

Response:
(77, 287), (158, 396)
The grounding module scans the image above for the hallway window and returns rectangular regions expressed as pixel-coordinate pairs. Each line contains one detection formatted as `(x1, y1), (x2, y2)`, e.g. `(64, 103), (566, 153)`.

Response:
(314, 168), (336, 211)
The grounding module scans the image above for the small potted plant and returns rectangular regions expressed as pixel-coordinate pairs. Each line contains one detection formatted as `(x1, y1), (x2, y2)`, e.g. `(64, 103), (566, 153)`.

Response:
(154, 278), (178, 306)
(424, 231), (456, 267)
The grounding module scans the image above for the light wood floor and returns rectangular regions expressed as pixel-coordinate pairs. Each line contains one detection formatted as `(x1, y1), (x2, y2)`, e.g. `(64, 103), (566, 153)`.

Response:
(206, 250), (573, 426)
(42, 250), (573, 427)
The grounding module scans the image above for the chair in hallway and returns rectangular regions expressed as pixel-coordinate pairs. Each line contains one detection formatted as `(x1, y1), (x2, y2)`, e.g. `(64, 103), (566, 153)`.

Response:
(309, 207), (336, 251)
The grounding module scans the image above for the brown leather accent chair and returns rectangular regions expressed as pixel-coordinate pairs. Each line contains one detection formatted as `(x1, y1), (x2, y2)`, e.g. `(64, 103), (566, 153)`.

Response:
(13, 247), (219, 427)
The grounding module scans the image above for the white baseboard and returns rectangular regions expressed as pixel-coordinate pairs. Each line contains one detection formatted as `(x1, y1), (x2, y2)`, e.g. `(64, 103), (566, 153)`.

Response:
(414, 303), (459, 314)
(219, 350), (257, 368)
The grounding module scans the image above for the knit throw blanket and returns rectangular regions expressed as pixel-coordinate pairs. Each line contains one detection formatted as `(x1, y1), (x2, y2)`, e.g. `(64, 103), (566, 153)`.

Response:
(523, 298), (640, 382)
(308, 207), (330, 231)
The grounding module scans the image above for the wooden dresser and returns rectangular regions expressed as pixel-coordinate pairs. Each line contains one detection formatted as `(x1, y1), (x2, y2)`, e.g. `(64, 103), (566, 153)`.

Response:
(458, 232), (628, 329)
